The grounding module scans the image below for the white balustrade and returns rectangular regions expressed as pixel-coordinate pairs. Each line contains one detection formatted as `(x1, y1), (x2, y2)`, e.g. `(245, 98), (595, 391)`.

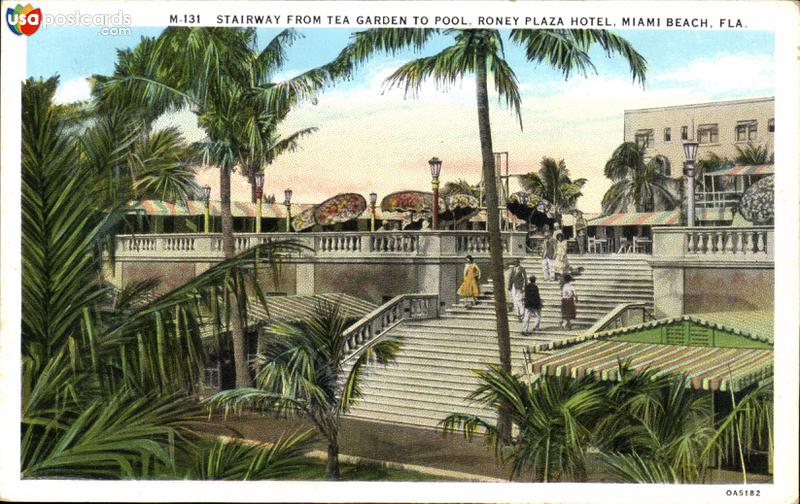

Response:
(654, 226), (772, 262)
(342, 293), (439, 357)
(685, 228), (769, 256)
(115, 231), (526, 261)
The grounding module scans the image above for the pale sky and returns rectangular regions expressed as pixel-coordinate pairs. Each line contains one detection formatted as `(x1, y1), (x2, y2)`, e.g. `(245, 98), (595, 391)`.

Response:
(28, 28), (774, 212)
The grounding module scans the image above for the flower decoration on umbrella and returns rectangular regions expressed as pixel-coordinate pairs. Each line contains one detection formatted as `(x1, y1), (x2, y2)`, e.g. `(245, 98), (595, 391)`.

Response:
(738, 175), (774, 225)
(292, 205), (317, 231)
(315, 193), (367, 226)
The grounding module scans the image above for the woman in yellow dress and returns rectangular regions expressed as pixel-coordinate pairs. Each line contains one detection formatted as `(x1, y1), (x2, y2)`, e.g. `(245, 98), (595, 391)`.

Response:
(457, 255), (481, 307)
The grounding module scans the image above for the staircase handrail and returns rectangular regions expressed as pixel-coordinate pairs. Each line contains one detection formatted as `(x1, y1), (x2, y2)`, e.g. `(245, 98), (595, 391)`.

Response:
(342, 293), (439, 361)
(585, 301), (654, 335)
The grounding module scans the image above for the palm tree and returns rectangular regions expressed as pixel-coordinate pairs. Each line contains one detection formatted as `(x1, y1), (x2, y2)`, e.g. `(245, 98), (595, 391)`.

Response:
(203, 301), (401, 479)
(336, 28), (646, 441)
(705, 380), (773, 483)
(734, 142), (774, 165)
(598, 373), (714, 483)
(521, 157), (587, 222)
(95, 28), (345, 387)
(242, 127), (318, 203)
(442, 364), (605, 481)
(601, 141), (677, 214)
(22, 76), (311, 479)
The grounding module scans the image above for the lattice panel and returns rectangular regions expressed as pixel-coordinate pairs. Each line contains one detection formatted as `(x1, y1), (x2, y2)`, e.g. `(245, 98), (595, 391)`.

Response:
(664, 325), (685, 345)
(688, 326), (713, 346)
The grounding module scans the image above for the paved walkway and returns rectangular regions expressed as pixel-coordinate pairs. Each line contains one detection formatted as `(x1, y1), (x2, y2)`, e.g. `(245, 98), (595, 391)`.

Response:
(202, 414), (772, 484)
(202, 414), (513, 480)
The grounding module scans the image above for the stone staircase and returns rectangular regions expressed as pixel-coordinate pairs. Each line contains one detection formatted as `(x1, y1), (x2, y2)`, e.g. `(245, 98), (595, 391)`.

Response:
(345, 254), (654, 429)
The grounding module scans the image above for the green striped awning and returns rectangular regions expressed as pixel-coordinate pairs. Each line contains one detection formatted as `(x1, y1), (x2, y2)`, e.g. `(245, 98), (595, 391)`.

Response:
(706, 164), (774, 177)
(128, 200), (312, 218)
(697, 208), (734, 221)
(530, 340), (772, 392)
(587, 210), (680, 227)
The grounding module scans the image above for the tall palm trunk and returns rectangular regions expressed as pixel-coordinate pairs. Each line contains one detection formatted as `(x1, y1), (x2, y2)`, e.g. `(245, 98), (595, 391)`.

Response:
(220, 164), (251, 387)
(475, 49), (512, 444)
(326, 438), (341, 480)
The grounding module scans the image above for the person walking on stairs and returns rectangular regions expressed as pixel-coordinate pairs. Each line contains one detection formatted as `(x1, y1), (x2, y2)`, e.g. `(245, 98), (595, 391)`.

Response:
(522, 275), (542, 335)
(457, 255), (481, 308)
(542, 231), (557, 281)
(574, 210), (588, 255)
(554, 231), (570, 281)
(560, 274), (578, 329)
(506, 258), (527, 320)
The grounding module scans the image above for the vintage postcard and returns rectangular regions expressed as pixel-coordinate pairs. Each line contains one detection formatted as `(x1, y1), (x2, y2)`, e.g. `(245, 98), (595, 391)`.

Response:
(1, 1), (798, 502)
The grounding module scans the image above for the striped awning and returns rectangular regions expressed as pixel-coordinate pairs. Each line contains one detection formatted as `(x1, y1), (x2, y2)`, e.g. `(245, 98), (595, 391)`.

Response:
(128, 200), (313, 218)
(530, 340), (772, 392)
(587, 210), (680, 227)
(706, 164), (774, 177)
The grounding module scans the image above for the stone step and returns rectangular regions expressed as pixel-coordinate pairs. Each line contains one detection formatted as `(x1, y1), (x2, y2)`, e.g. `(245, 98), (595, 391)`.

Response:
(394, 325), (578, 341)
(350, 390), (495, 418)
(346, 405), (485, 430)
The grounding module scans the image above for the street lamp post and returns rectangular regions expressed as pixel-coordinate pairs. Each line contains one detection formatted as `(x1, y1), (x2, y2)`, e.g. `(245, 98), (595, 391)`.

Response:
(284, 189), (293, 232)
(369, 192), (378, 232)
(202, 185), (211, 234)
(254, 172), (265, 233)
(428, 157), (442, 230)
(682, 141), (699, 228)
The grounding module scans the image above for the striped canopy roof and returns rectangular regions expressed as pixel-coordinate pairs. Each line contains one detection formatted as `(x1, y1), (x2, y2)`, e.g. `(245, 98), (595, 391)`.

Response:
(128, 200), (313, 218)
(706, 164), (774, 177)
(530, 339), (772, 392)
(587, 210), (680, 227)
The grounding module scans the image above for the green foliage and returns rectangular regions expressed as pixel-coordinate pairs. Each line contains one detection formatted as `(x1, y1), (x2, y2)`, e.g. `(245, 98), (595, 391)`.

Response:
(21, 77), (309, 479)
(441, 364), (605, 482)
(601, 142), (677, 213)
(442, 360), (772, 483)
(192, 431), (316, 480)
(520, 157), (587, 217)
(203, 301), (401, 479)
(734, 142), (773, 165)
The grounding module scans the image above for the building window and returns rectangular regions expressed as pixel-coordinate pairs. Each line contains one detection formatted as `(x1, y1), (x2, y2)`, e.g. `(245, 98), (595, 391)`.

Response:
(697, 124), (719, 144)
(681, 126), (688, 140)
(635, 129), (654, 149)
(768, 118), (774, 132)
(735, 120), (757, 142)
(664, 128), (671, 142)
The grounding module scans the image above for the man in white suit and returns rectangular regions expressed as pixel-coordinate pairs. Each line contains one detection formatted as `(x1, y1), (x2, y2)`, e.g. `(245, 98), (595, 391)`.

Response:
(506, 258), (528, 321)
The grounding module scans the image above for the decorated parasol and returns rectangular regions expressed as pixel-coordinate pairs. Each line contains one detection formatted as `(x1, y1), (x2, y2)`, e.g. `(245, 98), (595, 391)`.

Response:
(381, 191), (447, 229)
(291, 205), (317, 231)
(737, 175), (773, 225)
(380, 191), (439, 213)
(444, 193), (480, 227)
(314, 193), (367, 226)
(506, 191), (556, 228)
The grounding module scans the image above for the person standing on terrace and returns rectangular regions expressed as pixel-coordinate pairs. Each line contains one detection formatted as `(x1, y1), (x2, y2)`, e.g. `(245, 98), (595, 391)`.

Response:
(457, 255), (481, 308)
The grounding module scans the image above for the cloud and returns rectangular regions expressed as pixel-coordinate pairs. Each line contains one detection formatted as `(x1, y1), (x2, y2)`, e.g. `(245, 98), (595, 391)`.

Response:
(652, 53), (774, 94)
(159, 51), (774, 213)
(53, 76), (91, 104)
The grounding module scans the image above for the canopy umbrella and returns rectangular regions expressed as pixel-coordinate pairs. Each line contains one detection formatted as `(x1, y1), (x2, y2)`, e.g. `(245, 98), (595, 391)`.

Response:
(381, 191), (446, 229)
(291, 205), (317, 231)
(443, 193), (480, 228)
(314, 193), (367, 226)
(737, 175), (774, 225)
(506, 191), (555, 229)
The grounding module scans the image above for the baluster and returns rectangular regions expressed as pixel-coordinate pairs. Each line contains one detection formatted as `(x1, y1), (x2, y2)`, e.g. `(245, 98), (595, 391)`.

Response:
(714, 232), (723, 254)
(756, 231), (765, 254)
(742, 232), (751, 254)
(724, 231), (734, 253)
